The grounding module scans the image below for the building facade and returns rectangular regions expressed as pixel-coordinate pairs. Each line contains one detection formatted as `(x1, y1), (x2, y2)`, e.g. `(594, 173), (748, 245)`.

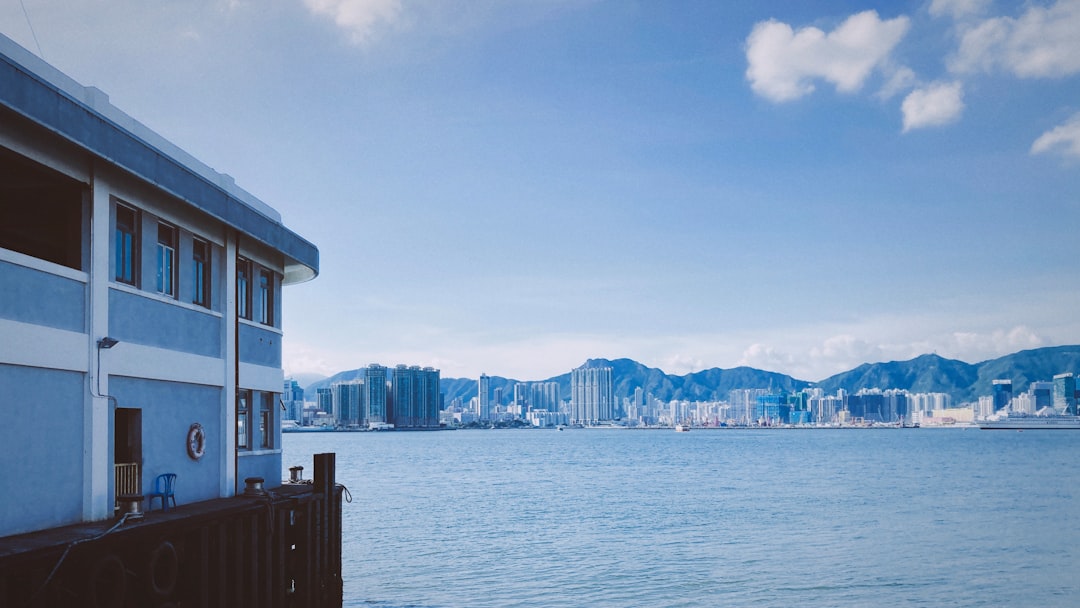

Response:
(333, 380), (363, 427)
(478, 373), (491, 421)
(390, 365), (441, 428)
(570, 364), (614, 424)
(1052, 373), (1076, 415)
(0, 35), (318, 537)
(362, 363), (388, 425)
(992, 379), (1013, 414)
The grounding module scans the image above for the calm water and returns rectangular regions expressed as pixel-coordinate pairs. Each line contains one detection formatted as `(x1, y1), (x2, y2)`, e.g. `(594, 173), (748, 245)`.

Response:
(283, 428), (1080, 607)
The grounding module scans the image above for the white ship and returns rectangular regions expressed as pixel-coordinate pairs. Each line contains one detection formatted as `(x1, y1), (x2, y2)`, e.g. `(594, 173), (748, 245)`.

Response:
(978, 413), (1080, 430)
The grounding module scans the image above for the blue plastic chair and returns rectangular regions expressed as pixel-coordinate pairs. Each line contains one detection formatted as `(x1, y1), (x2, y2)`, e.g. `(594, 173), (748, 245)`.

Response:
(147, 473), (177, 512)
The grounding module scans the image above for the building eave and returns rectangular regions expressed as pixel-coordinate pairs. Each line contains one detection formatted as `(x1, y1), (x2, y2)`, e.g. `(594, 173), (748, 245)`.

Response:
(0, 34), (318, 283)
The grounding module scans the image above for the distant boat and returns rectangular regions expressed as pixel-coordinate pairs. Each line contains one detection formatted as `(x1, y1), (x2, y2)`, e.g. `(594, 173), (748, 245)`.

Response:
(675, 424), (690, 432)
(979, 414), (1080, 430)
(282, 421), (335, 433)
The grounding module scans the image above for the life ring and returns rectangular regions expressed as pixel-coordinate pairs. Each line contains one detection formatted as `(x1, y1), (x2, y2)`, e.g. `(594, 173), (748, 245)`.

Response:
(186, 423), (205, 460)
(147, 540), (179, 597)
(86, 553), (126, 608)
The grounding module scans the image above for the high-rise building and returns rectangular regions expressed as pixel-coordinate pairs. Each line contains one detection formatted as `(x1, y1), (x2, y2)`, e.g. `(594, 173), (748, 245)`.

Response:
(283, 379), (305, 422)
(390, 365), (441, 428)
(478, 373), (491, 421)
(362, 364), (388, 424)
(514, 381), (561, 414)
(570, 364), (614, 424)
(316, 388), (333, 421)
(1053, 373), (1076, 415)
(729, 388), (771, 425)
(992, 379), (1012, 413)
(1030, 381), (1053, 412)
(332, 380), (363, 427)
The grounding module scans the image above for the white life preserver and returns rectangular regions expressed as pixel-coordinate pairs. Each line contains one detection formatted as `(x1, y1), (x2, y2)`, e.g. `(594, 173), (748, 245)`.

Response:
(186, 423), (206, 460)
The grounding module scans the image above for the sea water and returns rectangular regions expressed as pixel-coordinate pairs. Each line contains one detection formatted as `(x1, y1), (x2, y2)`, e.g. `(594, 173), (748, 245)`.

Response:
(283, 428), (1080, 607)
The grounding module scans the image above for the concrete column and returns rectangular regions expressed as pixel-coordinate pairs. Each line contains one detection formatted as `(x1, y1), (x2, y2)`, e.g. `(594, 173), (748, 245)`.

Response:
(85, 167), (112, 521)
(222, 232), (237, 497)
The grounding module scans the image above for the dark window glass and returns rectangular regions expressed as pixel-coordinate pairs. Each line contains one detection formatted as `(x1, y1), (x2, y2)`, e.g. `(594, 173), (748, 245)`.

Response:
(155, 222), (176, 297)
(237, 258), (252, 320)
(237, 389), (251, 450)
(260, 393), (274, 449)
(115, 205), (138, 285)
(258, 269), (273, 325)
(193, 238), (211, 307)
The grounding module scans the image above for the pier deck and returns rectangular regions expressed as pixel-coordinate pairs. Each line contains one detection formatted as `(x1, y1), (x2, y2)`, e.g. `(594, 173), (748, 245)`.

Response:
(1, 454), (343, 608)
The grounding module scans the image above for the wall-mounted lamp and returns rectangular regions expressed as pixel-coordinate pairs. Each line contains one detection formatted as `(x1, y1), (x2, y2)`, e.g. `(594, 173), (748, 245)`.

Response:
(94, 337), (120, 405)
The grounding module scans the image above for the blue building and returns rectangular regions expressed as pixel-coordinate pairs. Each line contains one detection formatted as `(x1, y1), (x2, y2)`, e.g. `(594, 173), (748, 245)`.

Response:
(0, 33), (318, 537)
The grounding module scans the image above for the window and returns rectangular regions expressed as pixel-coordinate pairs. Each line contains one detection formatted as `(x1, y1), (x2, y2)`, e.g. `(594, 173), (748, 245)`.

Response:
(257, 269), (273, 325)
(237, 258), (252, 320)
(259, 392), (274, 449)
(192, 237), (211, 308)
(155, 222), (177, 297)
(237, 389), (251, 450)
(115, 204), (139, 285)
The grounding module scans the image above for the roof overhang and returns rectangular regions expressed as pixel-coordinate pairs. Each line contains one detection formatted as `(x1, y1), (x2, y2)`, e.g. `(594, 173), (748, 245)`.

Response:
(0, 34), (318, 284)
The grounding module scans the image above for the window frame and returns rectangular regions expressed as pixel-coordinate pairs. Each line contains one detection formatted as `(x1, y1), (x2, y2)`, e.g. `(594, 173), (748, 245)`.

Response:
(237, 389), (251, 450)
(237, 257), (252, 320)
(115, 203), (139, 286)
(257, 268), (274, 326)
(192, 236), (211, 308)
(155, 221), (178, 298)
(259, 392), (274, 449)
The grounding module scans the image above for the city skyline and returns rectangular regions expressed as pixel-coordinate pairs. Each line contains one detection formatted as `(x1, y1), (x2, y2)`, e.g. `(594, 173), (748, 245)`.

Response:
(4, 1), (1078, 382)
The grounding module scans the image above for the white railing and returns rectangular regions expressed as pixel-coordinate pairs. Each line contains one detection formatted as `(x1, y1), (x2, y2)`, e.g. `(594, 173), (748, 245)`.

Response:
(115, 462), (140, 497)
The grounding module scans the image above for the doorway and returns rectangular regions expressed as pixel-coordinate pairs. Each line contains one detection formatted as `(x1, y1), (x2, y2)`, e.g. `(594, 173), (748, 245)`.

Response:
(114, 408), (142, 501)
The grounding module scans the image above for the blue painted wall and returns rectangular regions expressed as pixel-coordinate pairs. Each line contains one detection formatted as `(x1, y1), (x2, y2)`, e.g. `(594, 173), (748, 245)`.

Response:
(238, 452), (283, 491)
(239, 323), (281, 368)
(0, 260), (85, 332)
(0, 364), (85, 535)
(110, 376), (222, 507)
(109, 289), (222, 358)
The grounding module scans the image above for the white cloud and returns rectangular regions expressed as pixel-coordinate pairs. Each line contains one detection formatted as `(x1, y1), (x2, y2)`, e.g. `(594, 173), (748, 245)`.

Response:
(950, 0), (1080, 78)
(738, 343), (797, 373)
(929, 0), (991, 20)
(901, 81), (964, 131)
(745, 10), (911, 102)
(1031, 111), (1080, 159)
(303, 0), (402, 45)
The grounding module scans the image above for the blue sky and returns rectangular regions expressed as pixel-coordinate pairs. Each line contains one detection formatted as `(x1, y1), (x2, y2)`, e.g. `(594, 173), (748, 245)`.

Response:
(4, 0), (1079, 382)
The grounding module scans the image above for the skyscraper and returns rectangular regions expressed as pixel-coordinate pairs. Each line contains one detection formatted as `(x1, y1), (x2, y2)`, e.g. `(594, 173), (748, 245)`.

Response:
(283, 379), (305, 422)
(332, 380), (363, 427)
(362, 364), (388, 424)
(1053, 373), (1076, 415)
(316, 388), (333, 421)
(478, 373), (491, 421)
(571, 364), (614, 425)
(513, 381), (561, 414)
(390, 365), (441, 428)
(992, 379), (1013, 414)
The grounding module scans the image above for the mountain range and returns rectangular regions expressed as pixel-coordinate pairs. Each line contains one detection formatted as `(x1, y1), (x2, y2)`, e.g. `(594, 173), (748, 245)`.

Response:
(301, 345), (1080, 406)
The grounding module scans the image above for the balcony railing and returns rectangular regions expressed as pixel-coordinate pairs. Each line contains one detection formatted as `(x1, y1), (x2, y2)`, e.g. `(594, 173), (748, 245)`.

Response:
(115, 462), (140, 497)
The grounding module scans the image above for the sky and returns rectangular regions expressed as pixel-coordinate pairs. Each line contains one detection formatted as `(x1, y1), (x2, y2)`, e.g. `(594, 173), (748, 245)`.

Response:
(3, 0), (1079, 383)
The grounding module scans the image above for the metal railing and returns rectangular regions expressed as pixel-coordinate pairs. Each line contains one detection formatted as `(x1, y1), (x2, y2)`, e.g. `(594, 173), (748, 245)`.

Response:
(115, 462), (140, 497)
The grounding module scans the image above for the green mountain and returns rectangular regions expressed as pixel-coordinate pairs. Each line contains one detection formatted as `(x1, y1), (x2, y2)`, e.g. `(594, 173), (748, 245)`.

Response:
(304, 345), (1080, 407)
(432, 357), (809, 406)
(816, 345), (1080, 403)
